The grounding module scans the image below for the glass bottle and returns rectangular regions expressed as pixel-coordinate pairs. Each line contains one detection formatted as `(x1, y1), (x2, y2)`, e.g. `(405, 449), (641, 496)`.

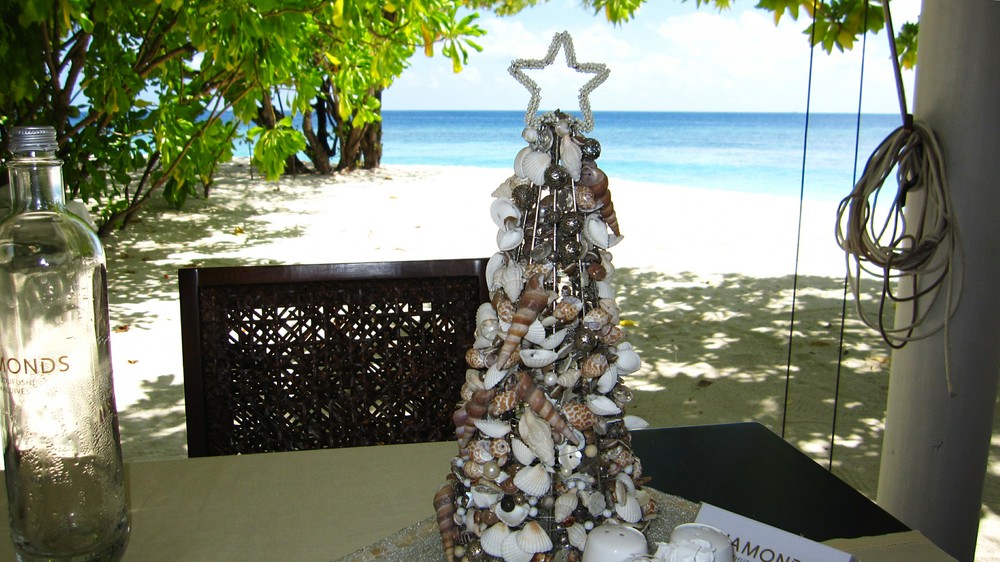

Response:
(0, 126), (129, 561)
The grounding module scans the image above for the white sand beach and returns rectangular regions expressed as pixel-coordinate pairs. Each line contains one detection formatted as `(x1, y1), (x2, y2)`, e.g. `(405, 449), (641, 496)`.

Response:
(101, 160), (1000, 559)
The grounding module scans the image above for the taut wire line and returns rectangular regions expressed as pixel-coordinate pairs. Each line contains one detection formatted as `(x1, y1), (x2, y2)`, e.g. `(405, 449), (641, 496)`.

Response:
(780, 0), (821, 440)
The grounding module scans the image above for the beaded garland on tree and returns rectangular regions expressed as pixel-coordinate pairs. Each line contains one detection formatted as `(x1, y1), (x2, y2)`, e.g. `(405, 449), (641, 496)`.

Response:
(434, 31), (656, 562)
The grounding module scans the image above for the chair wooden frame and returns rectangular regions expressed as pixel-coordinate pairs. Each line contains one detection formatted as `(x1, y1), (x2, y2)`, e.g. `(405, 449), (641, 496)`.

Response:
(179, 258), (489, 457)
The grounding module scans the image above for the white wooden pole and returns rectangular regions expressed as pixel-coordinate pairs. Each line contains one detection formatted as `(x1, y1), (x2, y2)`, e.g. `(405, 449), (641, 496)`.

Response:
(876, 2), (1000, 561)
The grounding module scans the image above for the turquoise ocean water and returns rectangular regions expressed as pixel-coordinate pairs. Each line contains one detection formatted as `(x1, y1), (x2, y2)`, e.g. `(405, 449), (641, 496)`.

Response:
(233, 110), (903, 202)
(378, 110), (902, 202)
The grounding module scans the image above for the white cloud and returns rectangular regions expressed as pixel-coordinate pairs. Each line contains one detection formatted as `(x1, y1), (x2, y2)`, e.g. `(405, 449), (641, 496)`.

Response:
(383, 0), (919, 114)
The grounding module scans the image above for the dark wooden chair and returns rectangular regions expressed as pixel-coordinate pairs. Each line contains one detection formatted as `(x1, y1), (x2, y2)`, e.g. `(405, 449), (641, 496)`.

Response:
(179, 258), (489, 457)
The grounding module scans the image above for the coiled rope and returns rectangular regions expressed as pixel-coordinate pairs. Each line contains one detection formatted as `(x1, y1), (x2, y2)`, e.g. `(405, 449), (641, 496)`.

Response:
(834, 1), (962, 394)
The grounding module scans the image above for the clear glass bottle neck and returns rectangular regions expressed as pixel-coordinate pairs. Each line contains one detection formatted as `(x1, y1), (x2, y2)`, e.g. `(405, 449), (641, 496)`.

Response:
(6, 151), (65, 212)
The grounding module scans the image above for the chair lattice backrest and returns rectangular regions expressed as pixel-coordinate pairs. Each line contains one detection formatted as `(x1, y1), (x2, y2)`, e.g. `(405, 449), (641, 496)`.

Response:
(179, 258), (489, 457)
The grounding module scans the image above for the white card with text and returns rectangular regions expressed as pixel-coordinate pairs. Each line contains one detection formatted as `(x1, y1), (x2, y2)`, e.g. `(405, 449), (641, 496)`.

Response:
(695, 502), (857, 562)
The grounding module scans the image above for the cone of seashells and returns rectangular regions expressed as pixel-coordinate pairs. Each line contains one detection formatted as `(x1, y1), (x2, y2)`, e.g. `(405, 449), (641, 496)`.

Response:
(434, 108), (656, 562)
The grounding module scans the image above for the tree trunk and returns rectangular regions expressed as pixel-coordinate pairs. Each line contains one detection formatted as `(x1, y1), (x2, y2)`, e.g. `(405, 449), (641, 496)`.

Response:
(301, 109), (332, 175)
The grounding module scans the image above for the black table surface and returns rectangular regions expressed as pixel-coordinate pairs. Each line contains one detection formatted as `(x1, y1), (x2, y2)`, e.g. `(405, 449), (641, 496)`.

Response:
(631, 422), (909, 542)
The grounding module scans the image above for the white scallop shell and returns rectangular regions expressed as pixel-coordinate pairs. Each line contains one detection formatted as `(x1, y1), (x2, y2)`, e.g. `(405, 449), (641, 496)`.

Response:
(517, 520), (554, 553)
(554, 490), (579, 522)
(490, 197), (521, 229)
(513, 463), (551, 497)
(485, 252), (505, 292)
(615, 346), (642, 375)
(520, 348), (558, 368)
(519, 410), (555, 466)
(586, 394), (623, 416)
(474, 418), (511, 438)
(519, 151), (551, 186)
(567, 522), (588, 551)
(483, 364), (508, 390)
(501, 532), (533, 562)
(510, 437), (536, 466)
(561, 135), (583, 181)
(595, 280), (614, 300)
(583, 214), (610, 249)
(624, 415), (650, 430)
(513, 146), (533, 178)
(496, 500), (530, 527)
(596, 365), (619, 394)
(481, 522), (511, 557)
(539, 327), (569, 350)
(615, 495), (643, 523)
(497, 226), (524, 251)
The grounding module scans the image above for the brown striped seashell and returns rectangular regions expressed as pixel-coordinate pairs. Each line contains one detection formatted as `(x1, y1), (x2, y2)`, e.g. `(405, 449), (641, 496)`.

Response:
(434, 482), (458, 562)
(580, 162), (621, 236)
(495, 274), (548, 369)
(514, 371), (579, 445)
(563, 401), (599, 431)
(458, 388), (497, 447)
(489, 389), (518, 416)
(580, 353), (609, 379)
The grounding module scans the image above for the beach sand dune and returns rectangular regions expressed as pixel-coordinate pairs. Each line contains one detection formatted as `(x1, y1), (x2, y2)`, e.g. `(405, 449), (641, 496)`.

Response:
(102, 161), (1000, 559)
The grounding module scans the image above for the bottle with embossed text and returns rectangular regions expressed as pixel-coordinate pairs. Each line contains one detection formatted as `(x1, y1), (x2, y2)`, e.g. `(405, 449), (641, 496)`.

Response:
(0, 126), (129, 561)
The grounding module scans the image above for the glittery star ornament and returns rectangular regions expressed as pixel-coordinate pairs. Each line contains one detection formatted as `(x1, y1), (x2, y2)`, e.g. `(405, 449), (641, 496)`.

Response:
(508, 30), (610, 133)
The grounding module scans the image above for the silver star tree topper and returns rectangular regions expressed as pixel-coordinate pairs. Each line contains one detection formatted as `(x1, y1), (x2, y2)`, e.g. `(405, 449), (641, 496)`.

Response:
(508, 31), (610, 133)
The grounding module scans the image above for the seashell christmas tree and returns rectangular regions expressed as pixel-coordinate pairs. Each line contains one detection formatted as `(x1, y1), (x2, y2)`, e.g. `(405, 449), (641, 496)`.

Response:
(435, 31), (657, 562)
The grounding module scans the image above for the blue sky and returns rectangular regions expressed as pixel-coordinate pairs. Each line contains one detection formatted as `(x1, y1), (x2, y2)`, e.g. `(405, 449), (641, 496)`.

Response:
(382, 0), (921, 114)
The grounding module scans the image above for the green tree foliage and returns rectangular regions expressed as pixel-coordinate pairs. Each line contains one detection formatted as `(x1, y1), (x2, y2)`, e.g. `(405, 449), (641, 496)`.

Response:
(0, 0), (486, 233)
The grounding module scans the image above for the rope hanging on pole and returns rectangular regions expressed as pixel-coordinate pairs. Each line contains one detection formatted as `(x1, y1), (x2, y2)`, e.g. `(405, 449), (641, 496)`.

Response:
(834, 0), (963, 394)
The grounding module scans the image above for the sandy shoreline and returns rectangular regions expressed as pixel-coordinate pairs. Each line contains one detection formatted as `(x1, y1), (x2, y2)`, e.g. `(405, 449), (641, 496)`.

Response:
(101, 161), (1000, 559)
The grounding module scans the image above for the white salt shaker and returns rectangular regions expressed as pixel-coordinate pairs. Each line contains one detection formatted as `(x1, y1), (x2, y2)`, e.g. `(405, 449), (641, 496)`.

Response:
(582, 522), (649, 562)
